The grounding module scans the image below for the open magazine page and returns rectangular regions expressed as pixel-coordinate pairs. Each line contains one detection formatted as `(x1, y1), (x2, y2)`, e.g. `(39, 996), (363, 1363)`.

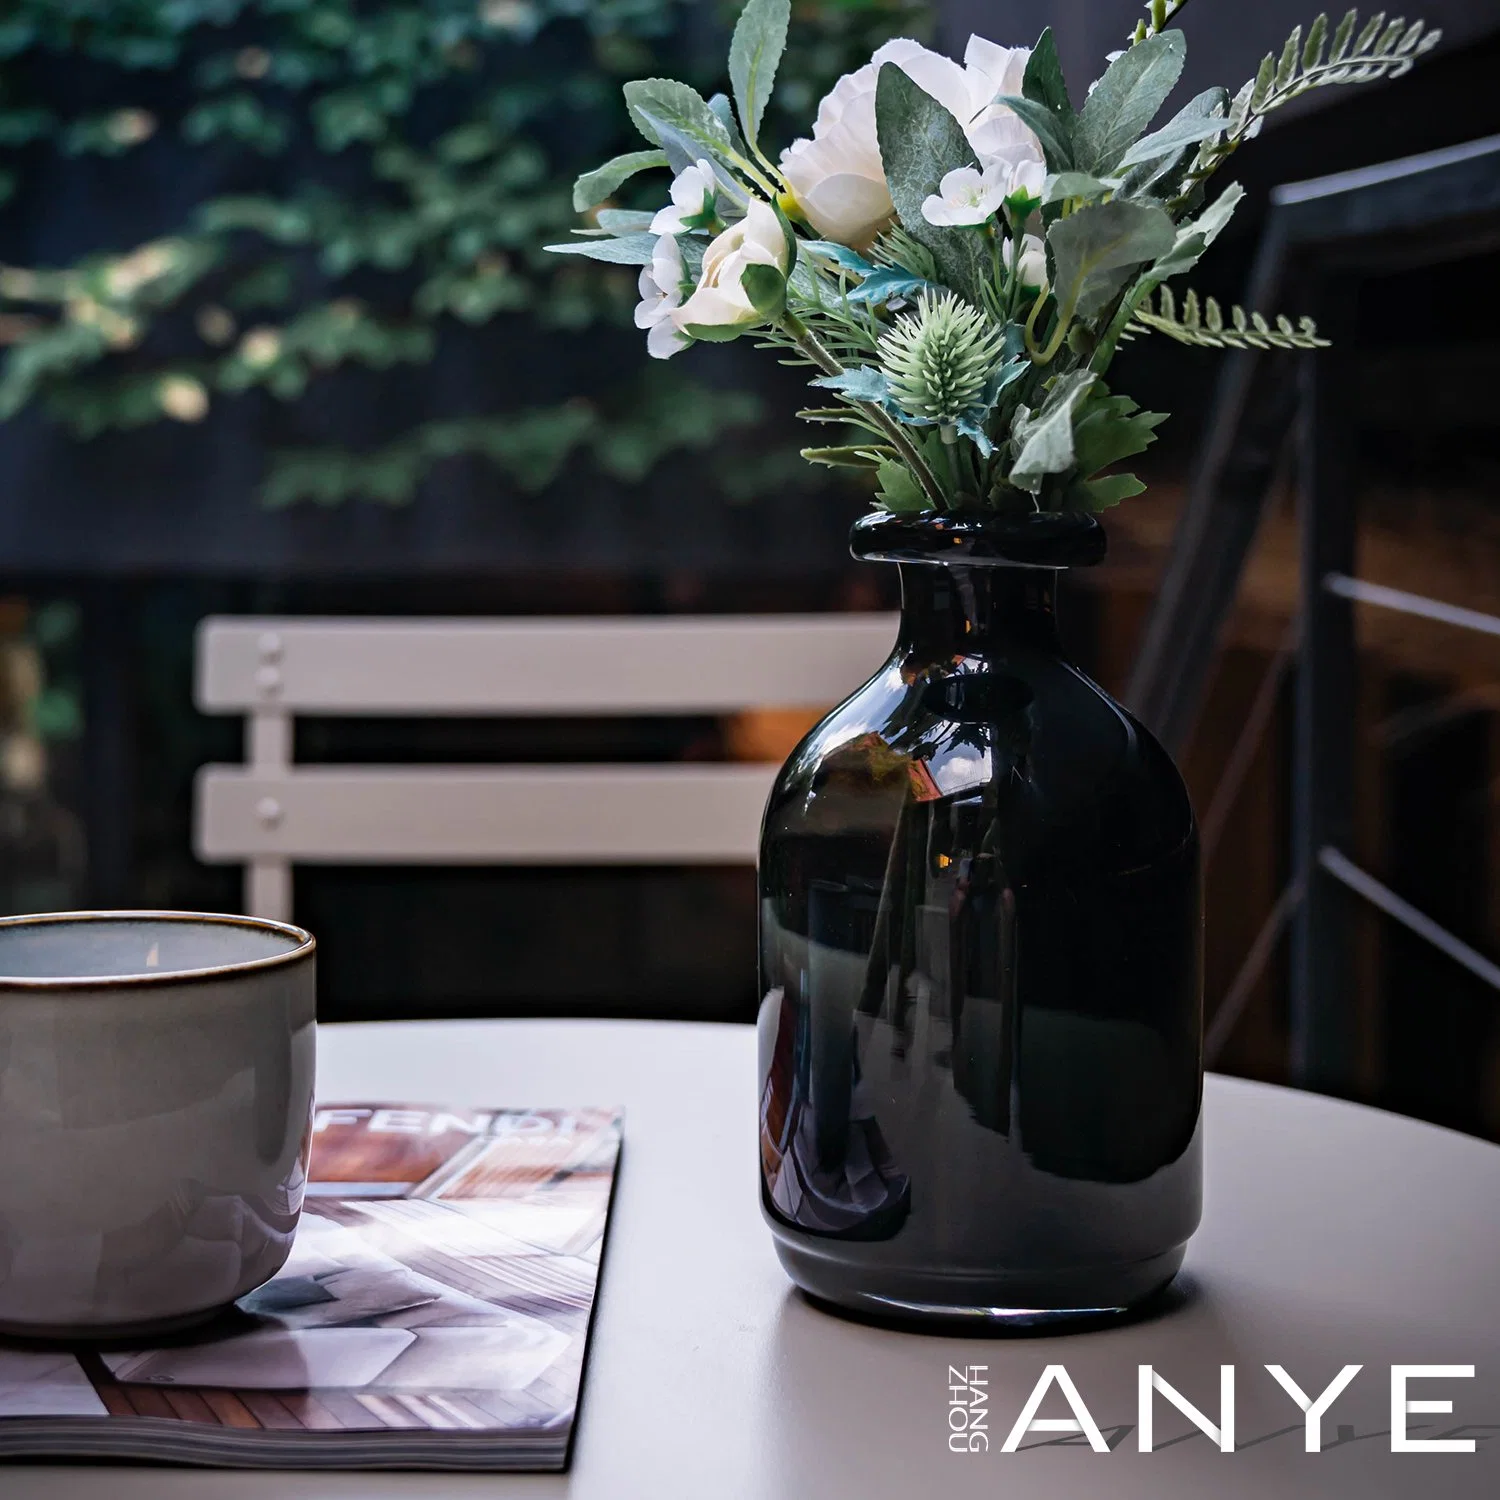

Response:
(0, 1104), (623, 1471)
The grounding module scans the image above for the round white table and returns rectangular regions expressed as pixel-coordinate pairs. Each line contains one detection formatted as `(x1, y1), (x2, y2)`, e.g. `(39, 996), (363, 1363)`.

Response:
(8, 1019), (1500, 1498)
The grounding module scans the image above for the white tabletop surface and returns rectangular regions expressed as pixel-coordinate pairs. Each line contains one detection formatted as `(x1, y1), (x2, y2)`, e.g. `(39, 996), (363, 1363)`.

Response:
(8, 1018), (1500, 1498)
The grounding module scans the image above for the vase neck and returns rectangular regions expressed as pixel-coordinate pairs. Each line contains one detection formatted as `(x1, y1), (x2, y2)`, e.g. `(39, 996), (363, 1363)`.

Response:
(896, 563), (1063, 658)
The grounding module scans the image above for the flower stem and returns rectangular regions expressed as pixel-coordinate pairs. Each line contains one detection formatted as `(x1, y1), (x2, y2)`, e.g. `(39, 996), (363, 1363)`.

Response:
(1025, 288), (1072, 364)
(728, 150), (781, 203)
(781, 311), (948, 513)
(1089, 276), (1156, 375)
(1134, 0), (1200, 43)
(1003, 230), (1023, 321)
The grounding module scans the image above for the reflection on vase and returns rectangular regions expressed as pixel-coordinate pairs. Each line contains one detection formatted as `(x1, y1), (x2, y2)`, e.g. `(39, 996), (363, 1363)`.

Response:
(758, 512), (1202, 1326)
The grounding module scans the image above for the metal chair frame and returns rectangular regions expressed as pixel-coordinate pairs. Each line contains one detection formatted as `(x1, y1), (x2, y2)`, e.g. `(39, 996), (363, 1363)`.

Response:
(1127, 134), (1500, 1087)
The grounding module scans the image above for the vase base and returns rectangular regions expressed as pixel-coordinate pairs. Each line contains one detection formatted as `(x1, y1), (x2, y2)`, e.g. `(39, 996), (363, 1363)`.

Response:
(772, 1233), (1187, 1332)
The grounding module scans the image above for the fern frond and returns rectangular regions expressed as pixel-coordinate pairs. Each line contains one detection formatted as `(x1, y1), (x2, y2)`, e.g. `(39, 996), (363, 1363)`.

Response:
(1128, 0), (1196, 45)
(1128, 286), (1330, 351)
(1173, 11), (1441, 204)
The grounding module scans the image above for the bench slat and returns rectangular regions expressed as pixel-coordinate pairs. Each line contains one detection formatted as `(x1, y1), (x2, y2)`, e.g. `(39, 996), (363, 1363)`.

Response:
(196, 764), (779, 864)
(196, 615), (897, 715)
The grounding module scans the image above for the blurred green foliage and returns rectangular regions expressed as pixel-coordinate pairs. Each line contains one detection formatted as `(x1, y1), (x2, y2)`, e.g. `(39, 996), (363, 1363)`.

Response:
(0, 0), (928, 506)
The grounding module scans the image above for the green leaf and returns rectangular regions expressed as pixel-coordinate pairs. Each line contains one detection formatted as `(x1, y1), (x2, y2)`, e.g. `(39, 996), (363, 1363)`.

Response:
(802, 445), (882, 468)
(845, 267), (941, 306)
(811, 366), (892, 404)
(788, 256), (851, 318)
(1329, 8), (1359, 63)
(1009, 371), (1097, 492)
(995, 94), (1074, 173)
(680, 320), (746, 343)
(1147, 181), (1243, 279)
(1047, 199), (1176, 318)
(770, 196), (801, 278)
(797, 407), (868, 423)
(1115, 108), (1228, 172)
(707, 94), (752, 162)
(741, 262), (786, 319)
(875, 460), (928, 513)
(1354, 13), (1387, 54)
(1078, 472), (1147, 509)
(982, 356), (1031, 405)
(1072, 389), (1168, 476)
(1276, 26), (1302, 91)
(729, 0), (790, 152)
(543, 234), (658, 265)
(953, 415), (994, 455)
(875, 64), (990, 302)
(572, 150), (669, 212)
(1075, 30), (1186, 173)
(1043, 171), (1120, 204)
(801, 240), (877, 276)
(1013, 28), (1076, 171)
(1120, 87), (1229, 198)
(595, 209), (657, 234)
(1303, 12), (1329, 70)
(623, 79), (735, 175)
(1022, 27), (1075, 121)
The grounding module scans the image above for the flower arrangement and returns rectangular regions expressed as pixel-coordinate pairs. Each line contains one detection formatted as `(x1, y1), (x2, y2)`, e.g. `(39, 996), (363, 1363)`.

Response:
(550, 1), (1439, 516)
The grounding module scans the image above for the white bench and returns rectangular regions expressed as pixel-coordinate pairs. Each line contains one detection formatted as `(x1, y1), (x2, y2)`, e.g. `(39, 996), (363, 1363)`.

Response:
(193, 614), (897, 920)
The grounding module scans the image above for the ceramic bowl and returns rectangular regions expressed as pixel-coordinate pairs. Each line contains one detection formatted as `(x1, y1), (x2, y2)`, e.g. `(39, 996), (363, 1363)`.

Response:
(0, 911), (316, 1340)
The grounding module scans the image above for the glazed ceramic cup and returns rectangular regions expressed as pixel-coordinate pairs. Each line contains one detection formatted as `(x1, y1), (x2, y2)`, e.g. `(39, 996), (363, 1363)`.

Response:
(0, 911), (316, 1340)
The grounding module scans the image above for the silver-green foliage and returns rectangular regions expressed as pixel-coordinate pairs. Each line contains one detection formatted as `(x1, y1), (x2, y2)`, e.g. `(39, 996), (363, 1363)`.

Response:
(1174, 12), (1441, 204)
(553, 1), (1438, 516)
(1129, 286), (1331, 350)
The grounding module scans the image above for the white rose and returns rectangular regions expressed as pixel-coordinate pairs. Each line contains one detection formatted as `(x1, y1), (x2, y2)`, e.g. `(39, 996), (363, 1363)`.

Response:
(671, 199), (789, 334)
(650, 159), (720, 237)
(780, 35), (1042, 250)
(634, 234), (690, 360)
(778, 38), (922, 249)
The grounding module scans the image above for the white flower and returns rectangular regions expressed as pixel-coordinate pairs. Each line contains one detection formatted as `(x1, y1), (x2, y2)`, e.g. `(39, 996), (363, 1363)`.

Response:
(922, 164), (1008, 227)
(779, 36), (1043, 250)
(898, 35), (1039, 171)
(1011, 232), (1047, 287)
(1005, 157), (1046, 204)
(777, 39), (919, 249)
(651, 159), (720, 236)
(634, 234), (690, 360)
(671, 198), (789, 334)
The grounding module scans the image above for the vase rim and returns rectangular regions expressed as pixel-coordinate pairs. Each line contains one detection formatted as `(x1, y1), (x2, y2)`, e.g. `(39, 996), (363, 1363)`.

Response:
(849, 510), (1106, 569)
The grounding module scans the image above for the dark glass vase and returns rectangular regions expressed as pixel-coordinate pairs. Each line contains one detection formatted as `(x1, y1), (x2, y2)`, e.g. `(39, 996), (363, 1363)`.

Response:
(758, 510), (1202, 1327)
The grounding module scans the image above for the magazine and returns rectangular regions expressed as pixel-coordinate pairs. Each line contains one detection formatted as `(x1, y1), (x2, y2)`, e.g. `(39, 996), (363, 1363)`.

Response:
(0, 1102), (623, 1470)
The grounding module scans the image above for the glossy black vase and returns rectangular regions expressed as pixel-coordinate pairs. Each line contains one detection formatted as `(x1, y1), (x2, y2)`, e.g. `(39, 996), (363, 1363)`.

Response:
(757, 510), (1202, 1327)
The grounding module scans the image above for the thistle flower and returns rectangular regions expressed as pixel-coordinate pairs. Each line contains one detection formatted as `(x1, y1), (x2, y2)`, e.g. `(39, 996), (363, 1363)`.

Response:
(878, 291), (1005, 428)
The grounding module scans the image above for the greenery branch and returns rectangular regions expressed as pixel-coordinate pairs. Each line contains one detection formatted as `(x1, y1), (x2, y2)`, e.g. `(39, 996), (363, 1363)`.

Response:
(551, 1), (1442, 516)
(1128, 285), (1330, 349)
(1170, 11), (1441, 210)
(779, 309), (948, 511)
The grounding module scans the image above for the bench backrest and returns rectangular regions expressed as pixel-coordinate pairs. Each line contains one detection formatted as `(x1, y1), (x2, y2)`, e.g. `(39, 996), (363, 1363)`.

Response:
(193, 614), (898, 920)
